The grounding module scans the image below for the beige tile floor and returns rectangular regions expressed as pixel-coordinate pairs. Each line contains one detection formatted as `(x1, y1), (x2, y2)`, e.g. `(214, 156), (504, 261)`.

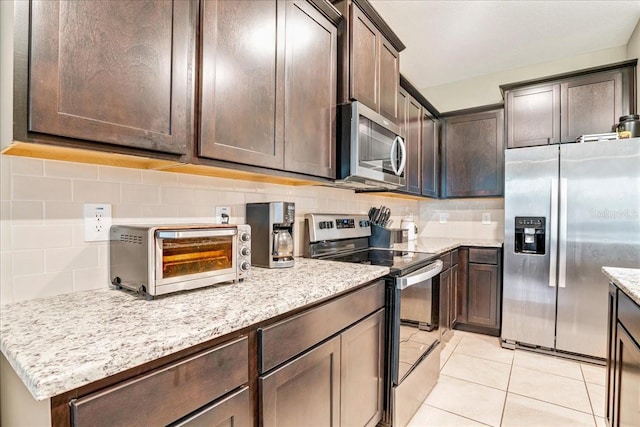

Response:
(407, 330), (607, 427)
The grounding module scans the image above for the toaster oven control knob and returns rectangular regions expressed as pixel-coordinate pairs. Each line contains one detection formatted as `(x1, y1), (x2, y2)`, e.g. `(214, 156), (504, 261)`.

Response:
(240, 232), (251, 242)
(240, 246), (251, 257)
(240, 261), (251, 271)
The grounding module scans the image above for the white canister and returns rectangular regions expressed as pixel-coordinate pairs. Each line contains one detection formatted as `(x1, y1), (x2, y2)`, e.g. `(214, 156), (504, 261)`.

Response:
(400, 216), (418, 241)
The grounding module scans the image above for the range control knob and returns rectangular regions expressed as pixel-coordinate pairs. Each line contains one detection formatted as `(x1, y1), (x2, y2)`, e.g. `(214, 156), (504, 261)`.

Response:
(240, 246), (251, 257)
(240, 232), (251, 242)
(240, 261), (251, 271)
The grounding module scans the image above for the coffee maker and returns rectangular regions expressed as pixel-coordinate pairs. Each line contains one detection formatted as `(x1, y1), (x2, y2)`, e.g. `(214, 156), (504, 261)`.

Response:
(246, 202), (295, 268)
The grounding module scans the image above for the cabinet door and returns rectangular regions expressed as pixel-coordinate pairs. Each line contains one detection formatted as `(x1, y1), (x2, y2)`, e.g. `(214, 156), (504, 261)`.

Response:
(443, 109), (504, 198)
(260, 336), (340, 427)
(403, 96), (422, 195)
(456, 247), (469, 324)
(379, 39), (399, 121)
(467, 263), (499, 328)
(283, 1), (337, 178)
(174, 387), (251, 427)
(506, 84), (560, 148)
(200, 0), (284, 169)
(613, 324), (640, 427)
(560, 71), (623, 143)
(29, 0), (193, 155)
(350, 5), (379, 111)
(421, 112), (438, 198)
(341, 309), (385, 427)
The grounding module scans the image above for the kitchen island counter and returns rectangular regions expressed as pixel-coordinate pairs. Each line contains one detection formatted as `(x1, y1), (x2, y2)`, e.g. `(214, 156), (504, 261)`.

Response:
(602, 266), (640, 305)
(0, 258), (389, 401)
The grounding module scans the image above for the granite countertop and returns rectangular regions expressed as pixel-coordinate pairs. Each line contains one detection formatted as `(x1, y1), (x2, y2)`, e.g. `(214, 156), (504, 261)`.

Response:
(389, 237), (503, 253)
(0, 258), (389, 401)
(602, 267), (640, 305)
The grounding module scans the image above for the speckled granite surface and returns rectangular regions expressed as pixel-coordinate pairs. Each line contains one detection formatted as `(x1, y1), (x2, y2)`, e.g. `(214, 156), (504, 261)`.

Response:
(389, 237), (503, 253)
(602, 267), (640, 306)
(0, 258), (389, 401)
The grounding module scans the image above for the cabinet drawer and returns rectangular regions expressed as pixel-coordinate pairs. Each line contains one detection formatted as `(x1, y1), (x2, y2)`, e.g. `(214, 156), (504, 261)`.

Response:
(71, 337), (248, 427)
(439, 252), (451, 270)
(618, 290), (640, 342)
(469, 248), (499, 265)
(259, 280), (385, 373)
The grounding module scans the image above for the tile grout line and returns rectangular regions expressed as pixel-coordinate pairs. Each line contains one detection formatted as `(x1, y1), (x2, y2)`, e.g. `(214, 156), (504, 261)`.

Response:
(580, 363), (600, 427)
(498, 348), (515, 426)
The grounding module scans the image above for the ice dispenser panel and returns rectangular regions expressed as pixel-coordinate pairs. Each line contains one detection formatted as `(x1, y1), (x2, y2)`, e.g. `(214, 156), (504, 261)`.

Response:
(514, 216), (546, 255)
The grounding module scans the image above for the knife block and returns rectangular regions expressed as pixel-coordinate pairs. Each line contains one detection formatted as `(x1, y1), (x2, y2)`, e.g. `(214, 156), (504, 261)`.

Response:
(369, 224), (407, 248)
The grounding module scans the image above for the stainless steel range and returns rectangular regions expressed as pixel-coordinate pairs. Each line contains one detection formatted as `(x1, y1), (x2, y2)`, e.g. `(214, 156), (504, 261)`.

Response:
(303, 213), (443, 426)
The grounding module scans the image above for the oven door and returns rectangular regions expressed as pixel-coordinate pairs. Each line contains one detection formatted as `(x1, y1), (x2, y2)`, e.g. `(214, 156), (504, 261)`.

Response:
(154, 228), (237, 290)
(389, 260), (442, 427)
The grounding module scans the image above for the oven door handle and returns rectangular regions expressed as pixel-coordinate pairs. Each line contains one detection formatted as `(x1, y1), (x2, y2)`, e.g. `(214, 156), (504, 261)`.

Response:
(396, 260), (443, 290)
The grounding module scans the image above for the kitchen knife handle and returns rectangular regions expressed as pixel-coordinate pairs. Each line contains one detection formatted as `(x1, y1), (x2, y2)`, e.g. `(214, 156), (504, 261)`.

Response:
(558, 178), (568, 289)
(549, 179), (558, 288)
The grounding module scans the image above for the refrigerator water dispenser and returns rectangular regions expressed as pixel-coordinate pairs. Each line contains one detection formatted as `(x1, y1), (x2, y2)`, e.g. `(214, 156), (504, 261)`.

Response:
(514, 216), (545, 254)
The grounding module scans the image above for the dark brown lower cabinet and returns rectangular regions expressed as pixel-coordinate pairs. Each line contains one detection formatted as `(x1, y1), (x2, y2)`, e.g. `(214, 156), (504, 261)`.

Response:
(454, 247), (502, 336)
(70, 337), (249, 426)
(606, 284), (640, 427)
(260, 336), (341, 427)
(173, 387), (250, 427)
(260, 309), (385, 427)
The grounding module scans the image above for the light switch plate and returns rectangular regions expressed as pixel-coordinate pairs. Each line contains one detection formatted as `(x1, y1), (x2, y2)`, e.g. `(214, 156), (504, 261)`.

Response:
(84, 204), (112, 241)
(482, 213), (491, 225)
(215, 206), (230, 224)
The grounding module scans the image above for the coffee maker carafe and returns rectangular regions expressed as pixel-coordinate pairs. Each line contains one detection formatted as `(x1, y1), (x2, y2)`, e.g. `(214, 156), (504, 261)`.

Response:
(246, 202), (295, 268)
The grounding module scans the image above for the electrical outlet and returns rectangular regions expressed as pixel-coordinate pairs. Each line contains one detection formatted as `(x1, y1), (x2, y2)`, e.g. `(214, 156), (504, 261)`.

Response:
(84, 204), (112, 242)
(482, 212), (491, 225)
(215, 206), (230, 224)
(439, 213), (447, 224)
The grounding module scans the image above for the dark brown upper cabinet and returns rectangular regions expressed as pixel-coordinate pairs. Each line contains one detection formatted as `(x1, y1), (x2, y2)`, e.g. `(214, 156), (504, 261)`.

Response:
(199, 0), (337, 179)
(506, 84), (560, 148)
(560, 70), (626, 143)
(347, 2), (402, 122)
(442, 108), (504, 198)
(421, 111), (439, 198)
(502, 61), (636, 148)
(398, 87), (421, 195)
(26, 0), (194, 156)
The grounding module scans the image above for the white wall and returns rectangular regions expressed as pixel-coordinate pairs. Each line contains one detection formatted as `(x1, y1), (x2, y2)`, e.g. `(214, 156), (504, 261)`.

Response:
(422, 45), (628, 112)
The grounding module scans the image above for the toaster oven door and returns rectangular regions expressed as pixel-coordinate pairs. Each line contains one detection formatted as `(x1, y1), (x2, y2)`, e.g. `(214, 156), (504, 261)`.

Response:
(155, 229), (237, 288)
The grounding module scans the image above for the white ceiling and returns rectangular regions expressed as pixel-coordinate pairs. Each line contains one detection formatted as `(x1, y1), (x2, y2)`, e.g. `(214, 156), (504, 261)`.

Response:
(369, 0), (640, 90)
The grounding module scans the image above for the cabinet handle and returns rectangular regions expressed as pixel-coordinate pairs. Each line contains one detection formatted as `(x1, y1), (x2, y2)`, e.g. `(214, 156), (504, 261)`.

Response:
(549, 179), (558, 288)
(558, 178), (568, 289)
(390, 136), (407, 176)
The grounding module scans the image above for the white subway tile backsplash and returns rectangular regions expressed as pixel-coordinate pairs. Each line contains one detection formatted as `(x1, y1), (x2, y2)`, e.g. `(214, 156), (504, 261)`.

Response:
(12, 271), (74, 302)
(141, 204), (179, 219)
(98, 165), (142, 184)
(1, 252), (14, 305)
(113, 204), (143, 221)
(12, 250), (45, 276)
(1, 155), (11, 201)
(73, 180), (121, 203)
(10, 156), (44, 176)
(73, 267), (109, 292)
(45, 160), (98, 179)
(121, 184), (161, 204)
(44, 201), (84, 223)
(12, 224), (72, 250)
(160, 186), (195, 205)
(11, 201), (44, 224)
(142, 169), (179, 186)
(46, 246), (99, 273)
(13, 175), (72, 201)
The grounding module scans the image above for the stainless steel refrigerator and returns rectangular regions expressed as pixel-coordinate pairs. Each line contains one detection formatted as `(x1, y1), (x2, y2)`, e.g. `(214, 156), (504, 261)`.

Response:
(502, 138), (640, 359)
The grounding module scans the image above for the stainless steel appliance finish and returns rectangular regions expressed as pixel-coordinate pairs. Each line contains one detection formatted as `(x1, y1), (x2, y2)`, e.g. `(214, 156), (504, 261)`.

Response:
(303, 213), (442, 426)
(109, 224), (251, 299)
(246, 202), (295, 268)
(503, 139), (640, 359)
(336, 101), (406, 190)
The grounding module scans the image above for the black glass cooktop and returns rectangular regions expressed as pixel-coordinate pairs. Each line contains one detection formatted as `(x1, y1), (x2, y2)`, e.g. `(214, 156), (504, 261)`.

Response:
(324, 249), (437, 276)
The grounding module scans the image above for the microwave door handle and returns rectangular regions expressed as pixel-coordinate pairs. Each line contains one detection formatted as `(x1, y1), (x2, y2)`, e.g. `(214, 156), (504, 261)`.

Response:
(390, 136), (406, 176)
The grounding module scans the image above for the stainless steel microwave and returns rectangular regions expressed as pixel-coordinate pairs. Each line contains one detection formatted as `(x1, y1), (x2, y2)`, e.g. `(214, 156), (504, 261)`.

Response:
(335, 101), (406, 189)
(110, 224), (251, 299)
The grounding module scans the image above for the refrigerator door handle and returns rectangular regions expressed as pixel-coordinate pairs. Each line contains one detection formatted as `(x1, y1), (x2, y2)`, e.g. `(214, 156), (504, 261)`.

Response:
(558, 178), (568, 288)
(549, 178), (558, 288)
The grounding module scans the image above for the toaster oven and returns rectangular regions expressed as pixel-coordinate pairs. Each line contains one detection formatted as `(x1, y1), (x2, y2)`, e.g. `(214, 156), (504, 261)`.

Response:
(110, 224), (251, 299)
